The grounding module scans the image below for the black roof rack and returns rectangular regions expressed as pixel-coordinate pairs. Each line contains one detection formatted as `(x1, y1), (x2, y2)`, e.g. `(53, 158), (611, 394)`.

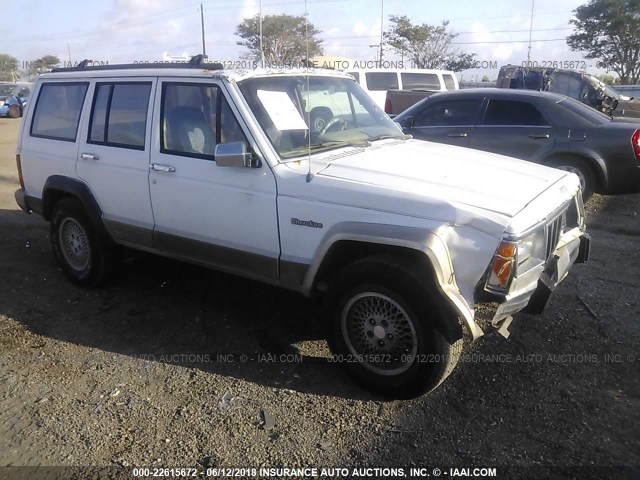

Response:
(51, 54), (224, 73)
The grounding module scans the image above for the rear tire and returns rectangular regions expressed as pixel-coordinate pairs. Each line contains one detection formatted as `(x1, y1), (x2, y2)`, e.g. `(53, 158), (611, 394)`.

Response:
(8, 105), (20, 118)
(50, 198), (119, 287)
(548, 156), (595, 201)
(324, 256), (464, 398)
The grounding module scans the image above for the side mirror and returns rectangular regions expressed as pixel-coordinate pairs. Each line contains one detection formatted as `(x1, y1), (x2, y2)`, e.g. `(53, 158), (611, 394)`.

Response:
(215, 141), (260, 168)
(399, 115), (414, 129)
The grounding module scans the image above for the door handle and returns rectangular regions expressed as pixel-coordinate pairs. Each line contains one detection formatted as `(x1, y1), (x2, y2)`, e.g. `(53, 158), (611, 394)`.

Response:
(80, 152), (99, 160)
(150, 163), (176, 173)
(447, 133), (468, 138)
(528, 134), (550, 139)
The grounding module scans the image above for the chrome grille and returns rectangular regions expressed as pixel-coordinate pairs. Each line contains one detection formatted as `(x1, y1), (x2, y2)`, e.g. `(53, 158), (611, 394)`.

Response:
(545, 214), (563, 260)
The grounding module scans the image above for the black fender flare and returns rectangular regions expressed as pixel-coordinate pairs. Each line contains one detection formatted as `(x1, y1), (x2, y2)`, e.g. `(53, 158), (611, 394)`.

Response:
(42, 175), (114, 244)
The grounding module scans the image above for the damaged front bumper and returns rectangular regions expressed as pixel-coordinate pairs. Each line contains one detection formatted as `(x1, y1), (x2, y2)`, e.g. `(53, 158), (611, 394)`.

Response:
(474, 229), (590, 338)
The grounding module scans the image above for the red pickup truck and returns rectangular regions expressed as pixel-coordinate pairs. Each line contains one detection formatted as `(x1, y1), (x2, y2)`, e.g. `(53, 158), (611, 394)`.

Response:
(384, 89), (439, 117)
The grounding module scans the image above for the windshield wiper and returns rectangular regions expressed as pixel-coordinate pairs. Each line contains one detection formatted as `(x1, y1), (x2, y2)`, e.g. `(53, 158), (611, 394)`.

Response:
(366, 133), (412, 144)
(282, 140), (368, 158)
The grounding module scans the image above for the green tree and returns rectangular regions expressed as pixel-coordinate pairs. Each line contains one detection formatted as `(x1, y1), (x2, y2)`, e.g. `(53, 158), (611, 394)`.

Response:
(236, 14), (323, 67)
(445, 52), (478, 72)
(567, 0), (640, 84)
(384, 16), (477, 71)
(26, 55), (61, 77)
(0, 53), (19, 82)
(595, 74), (617, 84)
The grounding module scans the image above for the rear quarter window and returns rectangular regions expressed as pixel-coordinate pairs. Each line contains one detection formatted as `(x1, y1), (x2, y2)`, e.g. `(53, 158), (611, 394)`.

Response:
(30, 82), (89, 141)
(443, 74), (457, 91)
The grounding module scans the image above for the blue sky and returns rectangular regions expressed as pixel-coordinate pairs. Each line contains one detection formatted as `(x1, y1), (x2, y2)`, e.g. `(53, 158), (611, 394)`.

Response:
(2, 0), (594, 78)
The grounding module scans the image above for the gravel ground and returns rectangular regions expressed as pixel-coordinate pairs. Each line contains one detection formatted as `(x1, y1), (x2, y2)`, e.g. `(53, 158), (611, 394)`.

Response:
(0, 117), (639, 479)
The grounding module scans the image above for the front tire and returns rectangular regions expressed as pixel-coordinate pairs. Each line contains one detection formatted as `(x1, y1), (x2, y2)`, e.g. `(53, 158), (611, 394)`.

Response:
(325, 256), (463, 398)
(50, 199), (118, 287)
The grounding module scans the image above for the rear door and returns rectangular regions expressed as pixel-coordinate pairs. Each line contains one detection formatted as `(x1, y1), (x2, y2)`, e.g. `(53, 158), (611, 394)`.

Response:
(76, 79), (155, 246)
(470, 97), (555, 160)
(401, 97), (483, 147)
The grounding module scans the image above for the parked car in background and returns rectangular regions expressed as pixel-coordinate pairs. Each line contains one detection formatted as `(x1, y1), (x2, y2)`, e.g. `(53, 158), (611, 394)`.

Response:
(496, 65), (640, 119)
(346, 68), (458, 109)
(394, 88), (640, 200)
(0, 83), (32, 118)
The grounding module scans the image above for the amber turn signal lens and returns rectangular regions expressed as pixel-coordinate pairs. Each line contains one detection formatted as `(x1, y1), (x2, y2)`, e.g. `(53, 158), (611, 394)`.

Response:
(496, 242), (517, 258)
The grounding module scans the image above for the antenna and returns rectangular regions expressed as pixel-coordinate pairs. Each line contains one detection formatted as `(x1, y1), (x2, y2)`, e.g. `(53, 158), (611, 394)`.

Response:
(259, 0), (265, 68)
(305, 0), (313, 183)
(379, 0), (384, 64)
(200, 3), (207, 58)
(526, 0), (534, 66)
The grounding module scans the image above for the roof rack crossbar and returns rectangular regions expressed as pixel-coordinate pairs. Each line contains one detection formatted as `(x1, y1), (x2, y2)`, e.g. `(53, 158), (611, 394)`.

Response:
(51, 55), (224, 73)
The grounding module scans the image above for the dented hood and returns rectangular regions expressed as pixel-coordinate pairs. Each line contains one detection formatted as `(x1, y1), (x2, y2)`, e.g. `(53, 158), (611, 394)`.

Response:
(318, 139), (569, 218)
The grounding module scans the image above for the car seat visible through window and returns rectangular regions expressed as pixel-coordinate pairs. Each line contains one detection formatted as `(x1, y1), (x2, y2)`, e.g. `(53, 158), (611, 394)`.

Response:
(165, 106), (214, 155)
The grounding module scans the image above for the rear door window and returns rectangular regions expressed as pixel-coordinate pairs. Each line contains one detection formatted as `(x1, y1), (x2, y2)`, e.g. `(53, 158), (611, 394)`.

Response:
(30, 82), (89, 141)
(401, 73), (440, 90)
(549, 73), (582, 99)
(88, 82), (152, 149)
(365, 72), (399, 91)
(483, 99), (549, 126)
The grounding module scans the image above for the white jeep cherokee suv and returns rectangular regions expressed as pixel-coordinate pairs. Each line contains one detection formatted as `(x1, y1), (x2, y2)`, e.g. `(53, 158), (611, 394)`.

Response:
(14, 58), (590, 398)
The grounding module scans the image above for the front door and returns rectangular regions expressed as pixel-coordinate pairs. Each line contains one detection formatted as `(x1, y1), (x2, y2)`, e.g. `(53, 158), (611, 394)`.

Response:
(402, 98), (483, 147)
(148, 80), (280, 282)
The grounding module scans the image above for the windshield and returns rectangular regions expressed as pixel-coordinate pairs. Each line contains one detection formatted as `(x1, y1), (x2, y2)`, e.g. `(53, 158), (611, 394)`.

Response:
(584, 74), (621, 100)
(238, 75), (403, 159)
(0, 84), (16, 96)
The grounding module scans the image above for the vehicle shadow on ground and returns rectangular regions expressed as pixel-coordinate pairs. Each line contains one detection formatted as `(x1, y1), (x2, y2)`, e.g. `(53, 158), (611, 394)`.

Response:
(0, 208), (371, 400)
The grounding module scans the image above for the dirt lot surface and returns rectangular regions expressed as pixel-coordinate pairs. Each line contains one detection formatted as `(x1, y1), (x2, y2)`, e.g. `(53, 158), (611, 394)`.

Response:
(0, 117), (639, 479)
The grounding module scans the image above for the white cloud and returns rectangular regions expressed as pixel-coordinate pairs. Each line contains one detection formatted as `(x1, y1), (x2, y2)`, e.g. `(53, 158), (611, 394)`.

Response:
(238, 0), (259, 21)
(352, 20), (381, 38)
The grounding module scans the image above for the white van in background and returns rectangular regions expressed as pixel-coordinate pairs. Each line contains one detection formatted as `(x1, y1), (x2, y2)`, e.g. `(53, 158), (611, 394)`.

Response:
(346, 68), (459, 108)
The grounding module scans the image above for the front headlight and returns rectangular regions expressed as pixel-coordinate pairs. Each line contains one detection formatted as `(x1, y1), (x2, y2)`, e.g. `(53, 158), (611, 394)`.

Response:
(516, 227), (546, 273)
(486, 227), (547, 293)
